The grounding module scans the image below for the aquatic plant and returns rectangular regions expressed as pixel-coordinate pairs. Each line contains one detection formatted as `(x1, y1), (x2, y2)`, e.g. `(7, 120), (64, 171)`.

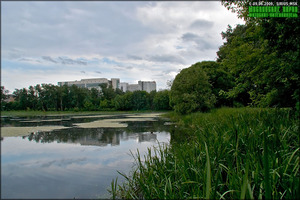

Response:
(110, 108), (299, 199)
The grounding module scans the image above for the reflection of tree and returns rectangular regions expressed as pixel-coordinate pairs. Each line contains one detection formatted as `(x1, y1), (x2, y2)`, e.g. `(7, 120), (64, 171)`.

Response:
(138, 133), (157, 143)
(125, 119), (171, 134)
(23, 119), (172, 147)
(169, 125), (192, 145)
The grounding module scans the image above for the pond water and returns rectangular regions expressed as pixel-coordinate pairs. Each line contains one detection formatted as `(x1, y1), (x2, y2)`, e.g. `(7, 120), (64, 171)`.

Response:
(1, 113), (172, 199)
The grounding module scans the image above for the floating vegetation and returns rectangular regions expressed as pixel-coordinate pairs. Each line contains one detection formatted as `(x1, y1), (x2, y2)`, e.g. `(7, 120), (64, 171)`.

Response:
(20, 119), (66, 123)
(1, 126), (70, 137)
(107, 118), (157, 122)
(74, 120), (128, 128)
(125, 113), (163, 118)
(71, 115), (116, 119)
(74, 116), (158, 128)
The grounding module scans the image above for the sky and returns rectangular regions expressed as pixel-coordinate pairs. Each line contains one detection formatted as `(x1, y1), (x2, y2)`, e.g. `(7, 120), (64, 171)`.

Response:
(1, 1), (245, 93)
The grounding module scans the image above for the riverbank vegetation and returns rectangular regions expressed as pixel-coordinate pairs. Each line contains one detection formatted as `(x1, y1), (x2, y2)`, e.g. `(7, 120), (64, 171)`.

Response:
(110, 108), (299, 199)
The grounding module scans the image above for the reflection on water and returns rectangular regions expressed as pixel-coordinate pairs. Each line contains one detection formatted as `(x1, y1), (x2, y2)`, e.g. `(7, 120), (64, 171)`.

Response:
(1, 114), (172, 199)
(24, 127), (158, 146)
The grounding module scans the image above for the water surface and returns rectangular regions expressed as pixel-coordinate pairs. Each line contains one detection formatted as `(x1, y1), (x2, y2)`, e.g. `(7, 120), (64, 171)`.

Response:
(1, 113), (172, 199)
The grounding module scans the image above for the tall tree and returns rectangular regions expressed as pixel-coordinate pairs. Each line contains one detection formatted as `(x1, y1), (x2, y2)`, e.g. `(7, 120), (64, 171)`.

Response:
(170, 62), (216, 114)
(219, 0), (300, 107)
(153, 90), (171, 110)
(1, 86), (9, 110)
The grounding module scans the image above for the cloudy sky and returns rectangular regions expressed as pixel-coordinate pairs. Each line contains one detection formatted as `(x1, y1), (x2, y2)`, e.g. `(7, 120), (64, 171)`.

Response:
(1, 1), (244, 93)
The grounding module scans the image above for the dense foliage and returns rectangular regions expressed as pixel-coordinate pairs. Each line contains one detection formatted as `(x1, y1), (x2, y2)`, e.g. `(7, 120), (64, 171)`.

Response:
(219, 0), (299, 108)
(168, 0), (299, 113)
(170, 61), (236, 114)
(0, 84), (171, 112)
(170, 62), (216, 114)
(111, 108), (299, 199)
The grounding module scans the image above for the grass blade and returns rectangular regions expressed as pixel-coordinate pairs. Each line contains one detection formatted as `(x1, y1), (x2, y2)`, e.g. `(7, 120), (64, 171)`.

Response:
(204, 142), (211, 199)
(240, 162), (249, 199)
(263, 130), (271, 199)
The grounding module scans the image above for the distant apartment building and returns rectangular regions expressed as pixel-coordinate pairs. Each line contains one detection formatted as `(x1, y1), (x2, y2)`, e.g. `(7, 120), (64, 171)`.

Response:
(58, 78), (156, 93)
(58, 78), (109, 90)
(138, 81), (156, 93)
(110, 78), (120, 90)
(119, 82), (128, 92)
(127, 84), (141, 92)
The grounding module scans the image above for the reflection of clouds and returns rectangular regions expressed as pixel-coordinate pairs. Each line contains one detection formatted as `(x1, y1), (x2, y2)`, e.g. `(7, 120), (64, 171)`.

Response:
(40, 157), (87, 168)
(2, 119), (172, 198)
(41, 160), (56, 168)
(1, 137), (82, 156)
(107, 158), (132, 168)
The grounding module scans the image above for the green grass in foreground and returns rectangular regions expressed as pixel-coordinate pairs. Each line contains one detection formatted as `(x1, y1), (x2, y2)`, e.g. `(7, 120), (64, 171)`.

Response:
(109, 107), (299, 199)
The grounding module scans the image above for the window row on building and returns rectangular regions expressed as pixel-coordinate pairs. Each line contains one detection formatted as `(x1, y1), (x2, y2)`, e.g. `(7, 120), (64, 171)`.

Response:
(58, 78), (156, 93)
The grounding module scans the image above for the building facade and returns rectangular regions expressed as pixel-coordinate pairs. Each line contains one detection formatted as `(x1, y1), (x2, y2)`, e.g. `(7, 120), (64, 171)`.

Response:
(127, 84), (141, 92)
(111, 78), (120, 90)
(58, 78), (109, 90)
(138, 81), (156, 93)
(58, 78), (156, 93)
(119, 82), (128, 92)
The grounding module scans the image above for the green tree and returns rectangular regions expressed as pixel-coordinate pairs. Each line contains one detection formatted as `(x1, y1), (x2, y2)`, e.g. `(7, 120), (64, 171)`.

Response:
(40, 84), (60, 111)
(148, 90), (157, 110)
(89, 88), (101, 110)
(13, 88), (30, 110)
(170, 62), (216, 114)
(218, 2), (299, 107)
(99, 83), (116, 101)
(27, 85), (38, 110)
(114, 92), (133, 111)
(1, 86), (9, 110)
(153, 90), (171, 110)
(132, 91), (149, 111)
(191, 61), (235, 107)
(220, 0), (300, 108)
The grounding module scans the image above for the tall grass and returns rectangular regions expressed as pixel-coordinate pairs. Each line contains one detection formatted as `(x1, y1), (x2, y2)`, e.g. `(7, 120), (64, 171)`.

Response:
(110, 108), (299, 199)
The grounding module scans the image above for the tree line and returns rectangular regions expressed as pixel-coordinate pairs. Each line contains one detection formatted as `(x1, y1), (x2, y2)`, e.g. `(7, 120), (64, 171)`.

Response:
(1, 84), (171, 111)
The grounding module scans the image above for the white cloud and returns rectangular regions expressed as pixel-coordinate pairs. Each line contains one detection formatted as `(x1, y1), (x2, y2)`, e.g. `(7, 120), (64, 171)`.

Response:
(1, 1), (244, 92)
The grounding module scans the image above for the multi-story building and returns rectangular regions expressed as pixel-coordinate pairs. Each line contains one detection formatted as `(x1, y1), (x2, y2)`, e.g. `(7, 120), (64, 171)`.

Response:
(111, 78), (120, 90)
(138, 81), (156, 93)
(127, 84), (141, 92)
(58, 78), (109, 90)
(58, 78), (156, 93)
(119, 82), (128, 92)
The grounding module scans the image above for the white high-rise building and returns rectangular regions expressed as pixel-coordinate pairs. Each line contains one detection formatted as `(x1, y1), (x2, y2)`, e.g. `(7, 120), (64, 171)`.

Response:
(111, 78), (120, 90)
(118, 82), (128, 92)
(58, 78), (109, 90)
(127, 84), (141, 92)
(58, 78), (156, 93)
(138, 81), (156, 93)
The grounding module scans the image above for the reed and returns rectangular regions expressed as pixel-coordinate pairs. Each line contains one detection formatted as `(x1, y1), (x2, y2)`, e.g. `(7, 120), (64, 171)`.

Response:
(110, 107), (299, 199)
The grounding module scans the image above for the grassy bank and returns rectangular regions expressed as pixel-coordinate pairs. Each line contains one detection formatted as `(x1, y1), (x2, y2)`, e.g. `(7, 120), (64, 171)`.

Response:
(110, 107), (299, 199)
(0, 110), (168, 117)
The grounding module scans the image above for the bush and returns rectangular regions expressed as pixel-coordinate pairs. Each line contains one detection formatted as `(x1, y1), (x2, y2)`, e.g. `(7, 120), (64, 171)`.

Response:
(170, 62), (216, 114)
